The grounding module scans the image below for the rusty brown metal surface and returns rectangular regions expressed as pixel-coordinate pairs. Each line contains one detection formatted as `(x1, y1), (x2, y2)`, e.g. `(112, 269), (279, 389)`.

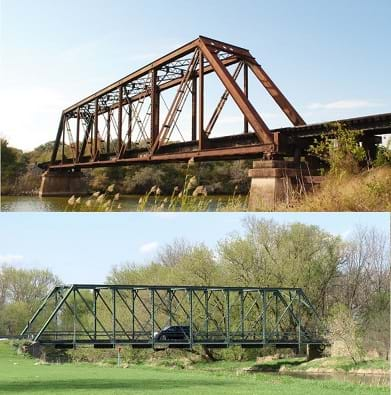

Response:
(46, 37), (389, 171)
(247, 62), (306, 126)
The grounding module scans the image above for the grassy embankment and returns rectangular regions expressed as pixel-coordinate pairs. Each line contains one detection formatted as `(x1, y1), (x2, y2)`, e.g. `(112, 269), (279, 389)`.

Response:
(247, 356), (389, 374)
(0, 342), (388, 395)
(284, 166), (391, 212)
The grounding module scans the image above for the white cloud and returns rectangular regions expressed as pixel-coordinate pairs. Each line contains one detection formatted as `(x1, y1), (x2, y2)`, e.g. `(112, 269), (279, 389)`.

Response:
(139, 241), (159, 254)
(307, 100), (382, 110)
(0, 254), (24, 265)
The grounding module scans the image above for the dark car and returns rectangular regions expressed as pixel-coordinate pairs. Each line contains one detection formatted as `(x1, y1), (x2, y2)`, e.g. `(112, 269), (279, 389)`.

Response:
(153, 325), (191, 342)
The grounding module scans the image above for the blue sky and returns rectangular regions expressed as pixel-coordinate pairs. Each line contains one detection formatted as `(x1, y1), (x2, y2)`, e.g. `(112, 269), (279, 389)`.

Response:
(1, 0), (390, 150)
(0, 212), (389, 283)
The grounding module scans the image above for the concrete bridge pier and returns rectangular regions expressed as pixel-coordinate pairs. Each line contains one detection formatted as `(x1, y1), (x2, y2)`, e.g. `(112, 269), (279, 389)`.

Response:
(39, 169), (89, 197)
(248, 160), (320, 210)
(306, 344), (324, 361)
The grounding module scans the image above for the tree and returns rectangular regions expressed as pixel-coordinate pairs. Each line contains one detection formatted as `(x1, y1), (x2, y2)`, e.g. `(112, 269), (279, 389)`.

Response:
(26, 141), (56, 164)
(362, 291), (390, 359)
(122, 167), (166, 194)
(336, 226), (390, 314)
(327, 303), (364, 363)
(1, 138), (27, 194)
(218, 218), (343, 314)
(0, 265), (59, 335)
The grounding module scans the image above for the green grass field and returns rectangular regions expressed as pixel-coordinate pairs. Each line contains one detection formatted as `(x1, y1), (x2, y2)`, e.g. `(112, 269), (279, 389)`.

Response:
(0, 342), (388, 395)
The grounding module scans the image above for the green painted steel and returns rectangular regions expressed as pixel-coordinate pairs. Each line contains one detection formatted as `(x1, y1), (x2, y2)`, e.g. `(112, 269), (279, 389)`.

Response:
(21, 284), (326, 349)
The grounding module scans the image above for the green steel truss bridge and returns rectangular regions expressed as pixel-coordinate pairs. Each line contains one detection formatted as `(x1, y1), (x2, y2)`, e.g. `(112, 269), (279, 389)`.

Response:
(21, 285), (325, 350)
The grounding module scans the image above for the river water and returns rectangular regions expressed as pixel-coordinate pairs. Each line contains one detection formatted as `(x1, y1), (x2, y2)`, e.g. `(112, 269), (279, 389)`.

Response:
(0, 195), (236, 212)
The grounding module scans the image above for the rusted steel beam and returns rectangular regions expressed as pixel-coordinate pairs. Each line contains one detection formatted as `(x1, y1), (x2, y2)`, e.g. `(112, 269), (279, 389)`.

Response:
(50, 113), (65, 164)
(198, 52), (206, 150)
(246, 61), (305, 126)
(48, 144), (274, 170)
(106, 109), (111, 153)
(61, 119), (65, 163)
(279, 112), (391, 136)
(243, 63), (249, 133)
(191, 74), (197, 141)
(76, 108), (80, 159)
(118, 86), (123, 155)
(198, 36), (254, 59)
(150, 69), (160, 145)
(94, 98), (99, 159)
(45, 112), (390, 170)
(127, 102), (132, 150)
(199, 40), (274, 146)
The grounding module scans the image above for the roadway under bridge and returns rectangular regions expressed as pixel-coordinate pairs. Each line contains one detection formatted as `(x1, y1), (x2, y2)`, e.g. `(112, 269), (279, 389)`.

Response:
(21, 285), (325, 350)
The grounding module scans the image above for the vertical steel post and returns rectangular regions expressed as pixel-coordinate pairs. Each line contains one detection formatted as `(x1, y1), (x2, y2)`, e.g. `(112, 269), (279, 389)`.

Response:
(189, 289), (193, 346)
(94, 98), (99, 158)
(112, 289), (116, 344)
(107, 109), (111, 153)
(275, 292), (279, 339)
(151, 289), (155, 347)
(168, 290), (172, 327)
(204, 289), (209, 339)
(243, 63), (249, 133)
(54, 290), (58, 340)
(118, 86), (123, 151)
(198, 53), (205, 150)
(262, 290), (266, 345)
(61, 117), (65, 163)
(76, 107), (80, 160)
(51, 114), (65, 164)
(73, 287), (76, 346)
(226, 290), (230, 345)
(240, 290), (244, 340)
(127, 102), (132, 149)
(151, 69), (160, 145)
(298, 290), (302, 353)
(132, 289), (135, 340)
(191, 75), (197, 140)
(93, 289), (97, 341)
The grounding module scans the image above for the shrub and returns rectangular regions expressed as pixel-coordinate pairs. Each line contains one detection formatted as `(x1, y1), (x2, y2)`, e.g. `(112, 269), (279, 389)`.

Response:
(373, 140), (391, 167)
(309, 123), (366, 176)
(327, 304), (364, 364)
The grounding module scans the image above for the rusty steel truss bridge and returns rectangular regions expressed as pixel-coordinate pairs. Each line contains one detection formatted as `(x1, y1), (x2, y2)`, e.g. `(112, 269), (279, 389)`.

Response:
(43, 36), (391, 171)
(21, 285), (325, 350)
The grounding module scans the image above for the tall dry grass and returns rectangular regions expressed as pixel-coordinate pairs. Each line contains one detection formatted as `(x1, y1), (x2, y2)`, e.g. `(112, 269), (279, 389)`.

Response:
(287, 166), (391, 211)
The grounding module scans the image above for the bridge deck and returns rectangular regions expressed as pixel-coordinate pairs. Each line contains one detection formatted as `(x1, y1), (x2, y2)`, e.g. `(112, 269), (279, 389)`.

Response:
(42, 112), (391, 170)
